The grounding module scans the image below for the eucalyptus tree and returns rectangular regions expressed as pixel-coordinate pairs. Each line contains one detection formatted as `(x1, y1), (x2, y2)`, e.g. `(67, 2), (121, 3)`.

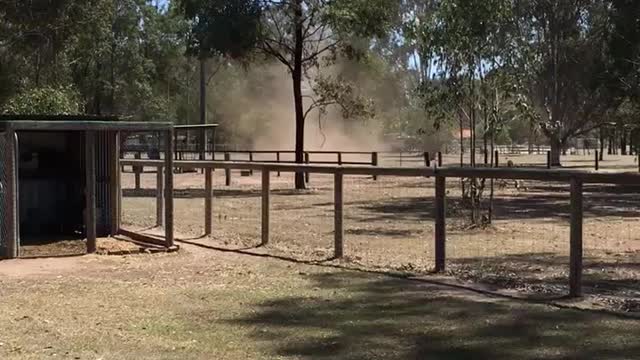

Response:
(181, 0), (398, 189)
(510, 0), (615, 166)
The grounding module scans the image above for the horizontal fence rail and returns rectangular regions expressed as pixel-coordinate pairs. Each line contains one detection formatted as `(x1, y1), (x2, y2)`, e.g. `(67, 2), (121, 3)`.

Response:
(120, 159), (640, 184)
(120, 158), (640, 298)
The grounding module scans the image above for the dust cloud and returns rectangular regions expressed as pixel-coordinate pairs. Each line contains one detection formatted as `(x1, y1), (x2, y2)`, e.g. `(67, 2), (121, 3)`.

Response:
(213, 63), (390, 152)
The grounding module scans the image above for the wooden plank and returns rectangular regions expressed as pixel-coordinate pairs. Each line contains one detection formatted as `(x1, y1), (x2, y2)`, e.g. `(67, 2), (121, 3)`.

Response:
(174, 124), (219, 129)
(118, 228), (171, 248)
(204, 168), (213, 235)
(4, 130), (17, 258)
(569, 177), (584, 297)
(261, 170), (270, 245)
(4, 120), (172, 132)
(435, 176), (446, 272)
(85, 131), (97, 254)
(112, 132), (121, 234)
(164, 129), (174, 248)
(334, 172), (344, 258)
(156, 166), (164, 227)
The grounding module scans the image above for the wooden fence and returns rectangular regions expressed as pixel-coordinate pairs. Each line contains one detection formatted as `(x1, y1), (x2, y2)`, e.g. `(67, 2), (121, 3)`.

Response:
(119, 158), (640, 298)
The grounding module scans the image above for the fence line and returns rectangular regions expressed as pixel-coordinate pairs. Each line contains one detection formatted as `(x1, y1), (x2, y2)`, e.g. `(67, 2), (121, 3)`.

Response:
(121, 158), (640, 298)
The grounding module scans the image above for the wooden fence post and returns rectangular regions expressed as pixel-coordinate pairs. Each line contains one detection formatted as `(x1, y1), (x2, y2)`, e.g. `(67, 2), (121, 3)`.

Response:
(338, 152), (343, 165)
(276, 152), (281, 177)
(262, 170), (270, 246)
(134, 151), (141, 190)
(437, 152), (443, 167)
(304, 152), (310, 183)
(424, 152), (431, 167)
(334, 172), (344, 258)
(249, 152), (254, 175)
(494, 150), (500, 167)
(399, 151), (403, 167)
(595, 150), (599, 171)
(372, 152), (378, 181)
(224, 152), (231, 186)
(85, 131), (97, 254)
(204, 168), (213, 235)
(164, 129), (174, 248)
(569, 177), (583, 297)
(547, 151), (551, 169)
(156, 166), (164, 227)
(435, 176), (446, 272)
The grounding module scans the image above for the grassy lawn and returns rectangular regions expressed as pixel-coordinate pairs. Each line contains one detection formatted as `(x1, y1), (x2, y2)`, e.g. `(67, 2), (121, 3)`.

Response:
(0, 245), (638, 359)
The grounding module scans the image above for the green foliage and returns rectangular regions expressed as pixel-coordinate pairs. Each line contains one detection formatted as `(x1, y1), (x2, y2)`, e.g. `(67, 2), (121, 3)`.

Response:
(179, 0), (261, 59)
(326, 0), (400, 39)
(1, 0), (640, 155)
(3, 86), (80, 115)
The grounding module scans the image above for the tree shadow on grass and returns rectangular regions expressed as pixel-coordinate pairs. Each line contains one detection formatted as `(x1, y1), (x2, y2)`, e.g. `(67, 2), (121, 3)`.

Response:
(357, 185), (640, 222)
(228, 271), (640, 359)
(448, 252), (640, 306)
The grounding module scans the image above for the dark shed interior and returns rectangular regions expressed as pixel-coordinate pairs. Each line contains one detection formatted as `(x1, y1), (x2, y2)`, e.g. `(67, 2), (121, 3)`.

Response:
(18, 131), (85, 241)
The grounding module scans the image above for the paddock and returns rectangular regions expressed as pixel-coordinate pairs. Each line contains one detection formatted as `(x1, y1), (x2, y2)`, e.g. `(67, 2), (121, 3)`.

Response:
(120, 157), (640, 310)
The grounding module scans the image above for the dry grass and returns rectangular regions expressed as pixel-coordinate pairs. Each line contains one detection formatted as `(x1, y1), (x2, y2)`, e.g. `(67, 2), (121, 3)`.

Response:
(0, 243), (639, 359)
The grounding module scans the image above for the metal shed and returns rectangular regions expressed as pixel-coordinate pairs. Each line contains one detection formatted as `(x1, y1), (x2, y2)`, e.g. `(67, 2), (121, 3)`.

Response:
(0, 115), (174, 259)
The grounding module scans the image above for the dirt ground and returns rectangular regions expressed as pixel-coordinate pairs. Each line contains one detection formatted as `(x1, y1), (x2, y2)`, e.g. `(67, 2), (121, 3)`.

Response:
(0, 153), (638, 358)
(0, 243), (639, 359)
(119, 154), (640, 314)
(19, 238), (142, 258)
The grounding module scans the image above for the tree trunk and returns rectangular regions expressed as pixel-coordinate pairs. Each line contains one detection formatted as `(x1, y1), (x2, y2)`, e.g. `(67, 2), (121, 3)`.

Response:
(550, 136), (562, 166)
(292, 0), (305, 190)
(608, 131), (613, 155)
(621, 129), (627, 155)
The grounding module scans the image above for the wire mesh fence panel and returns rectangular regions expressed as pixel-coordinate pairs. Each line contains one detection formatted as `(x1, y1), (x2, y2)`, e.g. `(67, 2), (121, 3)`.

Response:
(583, 183), (640, 312)
(267, 173), (335, 260)
(171, 169), (209, 238)
(341, 175), (435, 271)
(120, 130), (166, 234)
(445, 178), (571, 294)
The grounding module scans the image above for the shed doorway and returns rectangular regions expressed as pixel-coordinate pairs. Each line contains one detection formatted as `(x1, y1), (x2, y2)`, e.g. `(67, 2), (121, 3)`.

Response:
(18, 131), (86, 256)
